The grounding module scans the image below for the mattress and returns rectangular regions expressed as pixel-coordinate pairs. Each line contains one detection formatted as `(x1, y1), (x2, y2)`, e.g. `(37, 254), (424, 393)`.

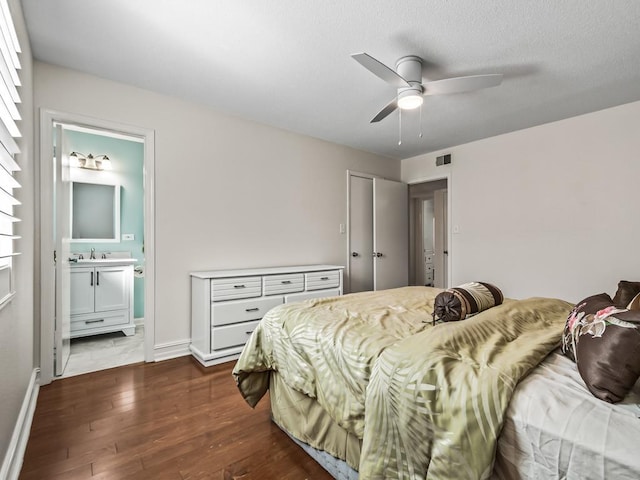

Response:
(493, 350), (640, 480)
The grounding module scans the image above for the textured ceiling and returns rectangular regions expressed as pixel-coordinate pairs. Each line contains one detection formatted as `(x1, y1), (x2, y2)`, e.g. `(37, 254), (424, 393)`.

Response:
(20, 0), (640, 160)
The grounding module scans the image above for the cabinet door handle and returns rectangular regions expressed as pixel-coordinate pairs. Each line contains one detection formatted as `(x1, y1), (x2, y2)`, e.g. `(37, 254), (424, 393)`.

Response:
(85, 319), (104, 324)
(245, 307), (259, 312)
(90, 271), (94, 286)
(281, 280), (292, 284)
(96, 271), (100, 286)
(233, 284), (246, 289)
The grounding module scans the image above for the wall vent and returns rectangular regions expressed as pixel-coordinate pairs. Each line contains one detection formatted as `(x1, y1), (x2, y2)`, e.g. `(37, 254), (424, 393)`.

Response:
(436, 154), (451, 166)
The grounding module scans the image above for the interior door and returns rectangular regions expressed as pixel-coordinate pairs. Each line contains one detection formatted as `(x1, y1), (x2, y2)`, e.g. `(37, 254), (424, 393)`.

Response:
(373, 178), (408, 290)
(54, 124), (72, 376)
(349, 175), (374, 293)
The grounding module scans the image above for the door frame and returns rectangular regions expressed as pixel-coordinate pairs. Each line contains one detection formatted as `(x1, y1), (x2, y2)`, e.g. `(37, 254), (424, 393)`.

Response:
(407, 173), (452, 288)
(38, 109), (156, 384)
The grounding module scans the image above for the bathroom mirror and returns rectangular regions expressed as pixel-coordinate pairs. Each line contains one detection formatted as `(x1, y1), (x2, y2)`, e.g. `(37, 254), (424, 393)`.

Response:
(71, 181), (121, 242)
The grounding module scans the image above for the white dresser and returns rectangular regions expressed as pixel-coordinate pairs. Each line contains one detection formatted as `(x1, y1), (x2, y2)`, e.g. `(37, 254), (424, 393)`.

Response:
(70, 259), (136, 338)
(190, 265), (344, 367)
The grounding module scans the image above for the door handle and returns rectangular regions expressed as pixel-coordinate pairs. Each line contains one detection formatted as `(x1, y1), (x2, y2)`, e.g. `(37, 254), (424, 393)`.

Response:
(96, 271), (100, 286)
(351, 252), (359, 257)
(90, 271), (93, 286)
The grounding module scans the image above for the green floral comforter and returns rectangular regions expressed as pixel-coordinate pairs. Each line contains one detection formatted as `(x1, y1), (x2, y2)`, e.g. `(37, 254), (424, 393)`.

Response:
(232, 286), (572, 479)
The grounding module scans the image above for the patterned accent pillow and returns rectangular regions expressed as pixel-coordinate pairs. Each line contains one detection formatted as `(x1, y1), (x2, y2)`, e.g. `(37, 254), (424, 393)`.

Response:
(432, 282), (503, 324)
(561, 293), (613, 362)
(612, 280), (640, 308)
(562, 293), (640, 403)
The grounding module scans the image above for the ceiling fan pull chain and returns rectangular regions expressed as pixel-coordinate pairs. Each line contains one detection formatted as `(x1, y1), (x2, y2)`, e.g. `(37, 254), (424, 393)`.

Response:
(418, 105), (423, 138)
(398, 108), (402, 145)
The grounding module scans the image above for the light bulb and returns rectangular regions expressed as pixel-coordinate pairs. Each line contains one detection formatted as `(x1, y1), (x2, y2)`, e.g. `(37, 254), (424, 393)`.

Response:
(397, 94), (423, 110)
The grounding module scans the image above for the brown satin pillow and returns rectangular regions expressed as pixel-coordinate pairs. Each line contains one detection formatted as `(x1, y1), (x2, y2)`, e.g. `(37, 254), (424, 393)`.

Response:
(627, 292), (640, 311)
(612, 281), (640, 308)
(561, 293), (613, 362)
(576, 308), (640, 403)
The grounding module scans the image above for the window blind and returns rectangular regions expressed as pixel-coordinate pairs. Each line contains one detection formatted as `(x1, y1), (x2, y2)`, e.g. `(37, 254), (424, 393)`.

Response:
(0, 0), (21, 307)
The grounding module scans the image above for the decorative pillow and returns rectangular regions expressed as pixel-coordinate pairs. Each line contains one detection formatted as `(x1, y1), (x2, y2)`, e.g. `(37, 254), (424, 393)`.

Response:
(432, 282), (503, 324)
(576, 308), (640, 403)
(562, 293), (640, 403)
(627, 292), (640, 311)
(612, 280), (640, 308)
(561, 293), (613, 362)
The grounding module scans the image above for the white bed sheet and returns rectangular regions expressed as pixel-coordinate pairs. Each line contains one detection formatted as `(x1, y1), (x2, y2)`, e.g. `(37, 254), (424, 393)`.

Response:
(493, 350), (640, 480)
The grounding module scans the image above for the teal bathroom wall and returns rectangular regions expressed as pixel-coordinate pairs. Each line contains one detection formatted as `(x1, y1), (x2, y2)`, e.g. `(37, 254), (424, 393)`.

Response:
(67, 130), (145, 319)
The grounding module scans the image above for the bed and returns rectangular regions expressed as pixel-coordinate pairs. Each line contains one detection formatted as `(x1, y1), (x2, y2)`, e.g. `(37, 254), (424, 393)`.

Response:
(232, 286), (640, 479)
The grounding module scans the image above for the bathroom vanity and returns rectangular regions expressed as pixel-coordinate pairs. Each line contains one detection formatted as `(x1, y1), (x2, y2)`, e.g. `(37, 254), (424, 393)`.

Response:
(70, 258), (136, 338)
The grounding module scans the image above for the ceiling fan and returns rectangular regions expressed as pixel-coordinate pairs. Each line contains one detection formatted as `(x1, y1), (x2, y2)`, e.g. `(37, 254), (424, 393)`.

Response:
(352, 53), (503, 123)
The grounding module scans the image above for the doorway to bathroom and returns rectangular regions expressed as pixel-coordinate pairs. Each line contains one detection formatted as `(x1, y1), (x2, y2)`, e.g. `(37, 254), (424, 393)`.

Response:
(408, 178), (449, 288)
(39, 110), (156, 384)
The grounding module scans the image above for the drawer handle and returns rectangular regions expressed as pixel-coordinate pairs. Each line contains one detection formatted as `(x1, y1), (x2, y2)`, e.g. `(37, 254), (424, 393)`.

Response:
(233, 285), (246, 289)
(246, 330), (254, 335)
(320, 277), (330, 280)
(85, 319), (105, 324)
(245, 307), (259, 312)
(281, 280), (292, 284)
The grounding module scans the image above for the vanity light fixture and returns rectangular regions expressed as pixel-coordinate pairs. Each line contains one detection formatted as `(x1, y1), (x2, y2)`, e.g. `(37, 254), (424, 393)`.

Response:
(69, 152), (112, 171)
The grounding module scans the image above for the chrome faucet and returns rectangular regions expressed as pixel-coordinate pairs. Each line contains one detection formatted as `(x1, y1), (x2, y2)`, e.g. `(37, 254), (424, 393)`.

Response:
(90, 248), (96, 260)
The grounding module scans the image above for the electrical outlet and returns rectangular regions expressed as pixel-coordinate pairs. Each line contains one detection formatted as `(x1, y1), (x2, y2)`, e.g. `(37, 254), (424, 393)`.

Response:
(122, 233), (135, 241)
(339, 223), (346, 234)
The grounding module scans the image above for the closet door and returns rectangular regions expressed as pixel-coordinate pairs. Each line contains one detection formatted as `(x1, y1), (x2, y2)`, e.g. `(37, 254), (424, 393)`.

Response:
(373, 178), (408, 290)
(348, 175), (374, 293)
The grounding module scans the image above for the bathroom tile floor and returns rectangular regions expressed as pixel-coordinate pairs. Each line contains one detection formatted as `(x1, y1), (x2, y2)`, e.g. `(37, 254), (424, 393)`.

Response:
(62, 324), (145, 378)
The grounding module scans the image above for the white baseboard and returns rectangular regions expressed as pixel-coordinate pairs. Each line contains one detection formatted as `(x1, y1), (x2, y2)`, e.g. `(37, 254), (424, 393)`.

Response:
(1, 368), (40, 480)
(154, 339), (191, 362)
(134, 317), (144, 326)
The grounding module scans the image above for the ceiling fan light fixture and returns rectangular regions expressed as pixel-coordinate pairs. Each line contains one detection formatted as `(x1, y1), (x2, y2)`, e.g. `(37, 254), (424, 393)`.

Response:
(397, 92), (423, 110)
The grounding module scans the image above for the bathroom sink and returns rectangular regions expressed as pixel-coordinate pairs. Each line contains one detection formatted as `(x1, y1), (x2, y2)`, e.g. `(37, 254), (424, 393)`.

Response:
(72, 258), (137, 266)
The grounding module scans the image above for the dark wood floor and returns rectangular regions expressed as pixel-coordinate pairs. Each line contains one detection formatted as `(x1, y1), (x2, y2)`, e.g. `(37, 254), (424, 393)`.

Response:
(20, 357), (333, 479)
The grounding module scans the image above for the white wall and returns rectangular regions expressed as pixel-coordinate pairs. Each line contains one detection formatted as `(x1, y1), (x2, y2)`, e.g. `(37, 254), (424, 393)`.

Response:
(33, 62), (399, 349)
(402, 101), (640, 303)
(0, 0), (35, 466)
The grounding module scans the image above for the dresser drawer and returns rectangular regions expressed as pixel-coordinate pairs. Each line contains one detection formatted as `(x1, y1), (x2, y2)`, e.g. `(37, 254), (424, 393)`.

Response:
(71, 311), (128, 333)
(285, 288), (341, 303)
(211, 296), (283, 327)
(212, 320), (260, 350)
(306, 270), (340, 290)
(211, 276), (262, 301)
(264, 273), (304, 295)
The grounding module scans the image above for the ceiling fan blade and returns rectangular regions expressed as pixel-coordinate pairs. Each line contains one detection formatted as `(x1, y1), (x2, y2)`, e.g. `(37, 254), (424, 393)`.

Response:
(352, 53), (410, 88)
(370, 97), (399, 123)
(423, 74), (503, 96)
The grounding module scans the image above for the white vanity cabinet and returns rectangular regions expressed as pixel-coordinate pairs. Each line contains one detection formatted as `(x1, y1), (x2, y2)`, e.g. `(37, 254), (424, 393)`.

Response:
(190, 265), (344, 367)
(70, 260), (135, 338)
